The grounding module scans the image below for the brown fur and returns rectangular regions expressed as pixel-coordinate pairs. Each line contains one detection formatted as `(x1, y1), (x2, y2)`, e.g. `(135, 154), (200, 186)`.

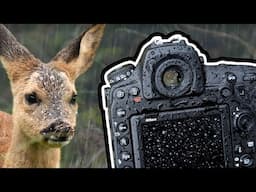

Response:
(0, 111), (12, 167)
(52, 24), (105, 80)
(0, 24), (105, 168)
(0, 25), (34, 61)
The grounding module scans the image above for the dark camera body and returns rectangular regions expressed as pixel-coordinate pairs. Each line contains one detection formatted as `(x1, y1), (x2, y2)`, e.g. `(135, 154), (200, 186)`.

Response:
(100, 33), (256, 168)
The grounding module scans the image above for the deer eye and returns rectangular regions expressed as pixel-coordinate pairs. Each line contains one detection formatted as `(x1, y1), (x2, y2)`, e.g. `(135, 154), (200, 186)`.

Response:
(25, 92), (40, 105)
(70, 93), (77, 105)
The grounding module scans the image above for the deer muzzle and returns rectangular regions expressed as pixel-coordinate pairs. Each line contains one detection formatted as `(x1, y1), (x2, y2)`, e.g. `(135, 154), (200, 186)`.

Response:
(40, 120), (75, 144)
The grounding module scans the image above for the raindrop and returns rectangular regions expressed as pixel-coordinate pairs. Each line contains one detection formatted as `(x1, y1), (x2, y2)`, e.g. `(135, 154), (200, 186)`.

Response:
(50, 75), (55, 81)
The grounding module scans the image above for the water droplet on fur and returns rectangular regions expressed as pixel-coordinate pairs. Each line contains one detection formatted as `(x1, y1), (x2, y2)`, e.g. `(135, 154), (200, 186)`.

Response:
(50, 75), (55, 81)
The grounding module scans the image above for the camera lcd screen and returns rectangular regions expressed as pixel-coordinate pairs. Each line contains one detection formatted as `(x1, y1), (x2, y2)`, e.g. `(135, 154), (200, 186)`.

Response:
(131, 105), (231, 168)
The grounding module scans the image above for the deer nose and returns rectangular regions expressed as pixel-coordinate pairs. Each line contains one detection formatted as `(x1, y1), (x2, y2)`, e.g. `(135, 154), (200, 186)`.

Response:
(40, 120), (75, 142)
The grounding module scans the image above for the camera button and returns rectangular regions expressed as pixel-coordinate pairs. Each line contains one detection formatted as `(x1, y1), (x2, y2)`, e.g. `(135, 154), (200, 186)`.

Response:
(116, 89), (125, 99)
(129, 87), (140, 96)
(118, 123), (128, 132)
(236, 112), (255, 132)
(240, 154), (254, 167)
(117, 108), (126, 117)
(247, 141), (255, 148)
(227, 73), (237, 83)
(234, 145), (243, 153)
(119, 137), (129, 146)
(221, 87), (232, 98)
(121, 151), (131, 161)
(133, 96), (142, 103)
(237, 86), (245, 96)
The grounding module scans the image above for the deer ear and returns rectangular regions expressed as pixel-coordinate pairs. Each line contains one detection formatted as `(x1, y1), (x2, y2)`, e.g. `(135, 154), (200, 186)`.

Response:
(50, 24), (105, 81)
(0, 24), (40, 83)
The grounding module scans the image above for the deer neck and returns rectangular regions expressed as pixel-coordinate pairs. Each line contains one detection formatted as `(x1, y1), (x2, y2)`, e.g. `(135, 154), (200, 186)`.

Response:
(3, 125), (60, 168)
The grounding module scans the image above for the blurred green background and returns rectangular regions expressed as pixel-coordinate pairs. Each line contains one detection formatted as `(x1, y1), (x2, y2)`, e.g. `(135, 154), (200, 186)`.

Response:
(1, 24), (256, 167)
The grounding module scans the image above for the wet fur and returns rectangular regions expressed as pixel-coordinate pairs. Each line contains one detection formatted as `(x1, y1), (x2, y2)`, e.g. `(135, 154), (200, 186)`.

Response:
(0, 111), (12, 167)
(0, 24), (105, 168)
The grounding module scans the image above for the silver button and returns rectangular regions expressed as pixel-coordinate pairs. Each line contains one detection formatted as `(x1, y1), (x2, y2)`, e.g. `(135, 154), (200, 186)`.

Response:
(119, 137), (129, 146)
(247, 141), (254, 147)
(121, 151), (131, 161)
(129, 87), (140, 96)
(118, 123), (128, 132)
(117, 108), (126, 117)
(116, 89), (125, 99)
(227, 73), (237, 83)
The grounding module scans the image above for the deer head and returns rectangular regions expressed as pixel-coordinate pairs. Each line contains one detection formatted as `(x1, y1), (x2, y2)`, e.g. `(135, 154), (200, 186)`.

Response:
(0, 24), (105, 148)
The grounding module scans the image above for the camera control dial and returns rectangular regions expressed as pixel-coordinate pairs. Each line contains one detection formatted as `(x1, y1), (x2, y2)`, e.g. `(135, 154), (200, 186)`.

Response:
(240, 154), (254, 167)
(235, 111), (256, 132)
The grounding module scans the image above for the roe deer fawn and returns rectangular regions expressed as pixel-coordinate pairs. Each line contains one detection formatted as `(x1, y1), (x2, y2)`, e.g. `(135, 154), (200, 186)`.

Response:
(0, 24), (105, 168)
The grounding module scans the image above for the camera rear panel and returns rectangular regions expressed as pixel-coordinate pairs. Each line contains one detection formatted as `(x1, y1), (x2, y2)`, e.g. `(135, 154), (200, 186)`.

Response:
(101, 34), (256, 168)
(103, 64), (256, 168)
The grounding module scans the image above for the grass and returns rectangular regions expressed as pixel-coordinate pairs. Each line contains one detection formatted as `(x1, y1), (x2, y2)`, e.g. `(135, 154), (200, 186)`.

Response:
(61, 109), (108, 168)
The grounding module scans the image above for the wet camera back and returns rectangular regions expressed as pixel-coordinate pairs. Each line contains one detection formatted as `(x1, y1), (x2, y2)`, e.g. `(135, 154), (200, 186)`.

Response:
(101, 34), (256, 168)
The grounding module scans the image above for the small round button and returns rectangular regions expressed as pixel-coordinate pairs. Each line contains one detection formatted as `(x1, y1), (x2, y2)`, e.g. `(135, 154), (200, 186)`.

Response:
(240, 154), (253, 167)
(227, 73), (237, 83)
(129, 87), (140, 96)
(119, 137), (129, 146)
(121, 151), (131, 161)
(118, 123), (128, 132)
(117, 108), (126, 117)
(116, 89), (125, 99)
(221, 87), (232, 98)
(115, 76), (121, 81)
